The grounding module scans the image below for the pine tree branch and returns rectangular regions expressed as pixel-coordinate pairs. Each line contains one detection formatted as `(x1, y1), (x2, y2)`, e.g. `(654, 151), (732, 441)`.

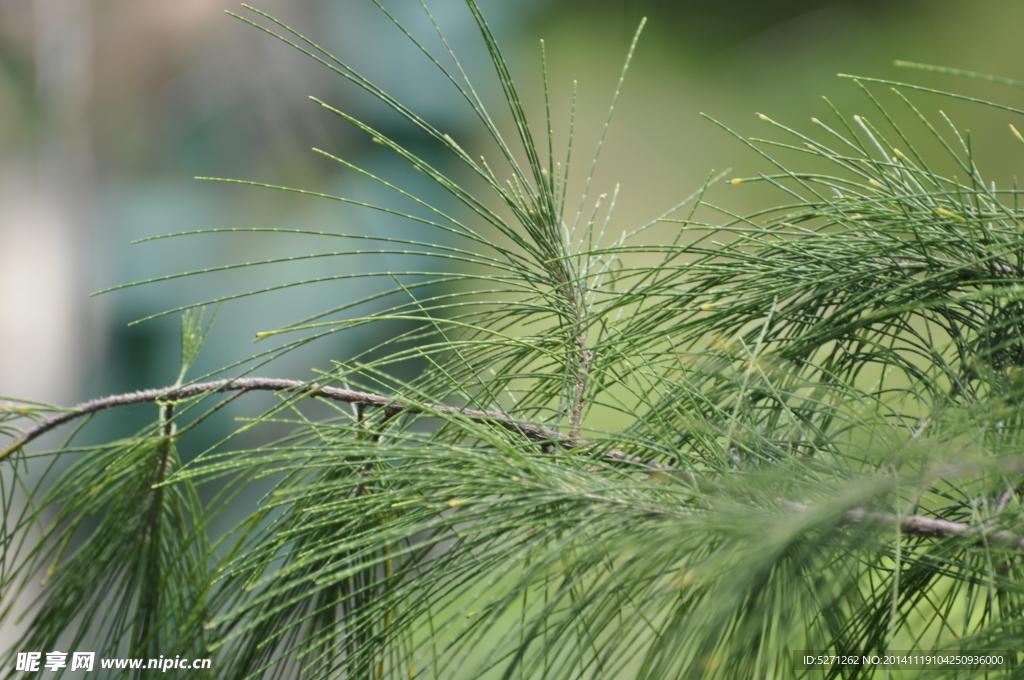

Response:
(996, 483), (1020, 514)
(0, 378), (668, 469)
(7, 381), (1022, 547)
(569, 332), (591, 438)
(787, 502), (1024, 549)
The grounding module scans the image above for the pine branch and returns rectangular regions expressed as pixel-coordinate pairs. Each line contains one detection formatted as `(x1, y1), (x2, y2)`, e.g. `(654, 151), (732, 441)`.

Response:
(6, 381), (1023, 548)
(787, 502), (1024, 548)
(997, 483), (1020, 514)
(569, 331), (591, 438)
(0, 378), (668, 469)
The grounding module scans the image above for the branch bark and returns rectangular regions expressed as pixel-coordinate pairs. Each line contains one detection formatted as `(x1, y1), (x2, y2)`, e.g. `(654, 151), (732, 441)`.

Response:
(0, 377), (668, 469)
(569, 332), (591, 438)
(787, 502), (1024, 549)
(5, 379), (1022, 548)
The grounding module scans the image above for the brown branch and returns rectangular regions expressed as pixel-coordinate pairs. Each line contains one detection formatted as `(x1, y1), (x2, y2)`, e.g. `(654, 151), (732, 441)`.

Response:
(787, 502), (1024, 549)
(843, 507), (973, 539)
(569, 332), (591, 438)
(0, 378), (669, 469)
(10, 380), (1021, 547)
(848, 508), (1024, 549)
(997, 483), (1020, 515)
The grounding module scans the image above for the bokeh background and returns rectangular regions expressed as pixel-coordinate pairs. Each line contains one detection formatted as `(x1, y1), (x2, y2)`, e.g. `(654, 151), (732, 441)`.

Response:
(2, 0), (1024, 654)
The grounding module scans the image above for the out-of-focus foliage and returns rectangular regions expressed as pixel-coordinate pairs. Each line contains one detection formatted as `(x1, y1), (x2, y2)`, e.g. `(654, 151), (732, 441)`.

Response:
(4, 1), (1024, 679)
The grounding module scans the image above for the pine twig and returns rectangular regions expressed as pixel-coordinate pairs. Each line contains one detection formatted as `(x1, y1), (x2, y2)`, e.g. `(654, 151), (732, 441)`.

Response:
(786, 502), (1024, 549)
(0, 377), (668, 469)
(8, 381), (1022, 547)
(569, 332), (591, 438)
(996, 483), (1020, 514)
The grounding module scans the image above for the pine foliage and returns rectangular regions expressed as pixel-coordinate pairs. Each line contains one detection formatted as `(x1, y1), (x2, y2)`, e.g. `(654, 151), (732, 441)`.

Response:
(3, 3), (1024, 678)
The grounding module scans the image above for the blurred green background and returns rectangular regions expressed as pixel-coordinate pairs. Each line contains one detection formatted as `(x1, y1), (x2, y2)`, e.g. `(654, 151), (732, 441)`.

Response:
(1, 0), (1022, 436)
